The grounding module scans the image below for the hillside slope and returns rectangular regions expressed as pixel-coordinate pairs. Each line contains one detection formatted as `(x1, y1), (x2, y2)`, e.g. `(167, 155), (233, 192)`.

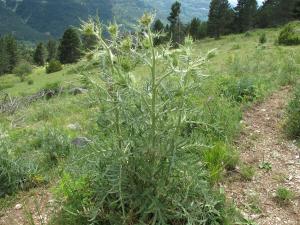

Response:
(0, 4), (49, 41)
(0, 0), (209, 40)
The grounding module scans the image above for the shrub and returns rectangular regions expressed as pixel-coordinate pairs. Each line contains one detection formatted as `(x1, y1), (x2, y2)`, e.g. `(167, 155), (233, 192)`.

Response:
(278, 23), (300, 46)
(259, 33), (267, 44)
(27, 79), (34, 85)
(13, 61), (32, 82)
(284, 85), (300, 139)
(275, 187), (295, 205)
(46, 60), (63, 74)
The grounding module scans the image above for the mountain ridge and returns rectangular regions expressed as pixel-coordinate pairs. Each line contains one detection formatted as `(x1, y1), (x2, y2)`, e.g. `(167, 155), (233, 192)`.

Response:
(0, 0), (210, 41)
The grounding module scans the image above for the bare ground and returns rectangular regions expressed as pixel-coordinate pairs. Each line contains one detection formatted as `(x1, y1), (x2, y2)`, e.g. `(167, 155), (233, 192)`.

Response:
(225, 87), (300, 225)
(0, 188), (54, 225)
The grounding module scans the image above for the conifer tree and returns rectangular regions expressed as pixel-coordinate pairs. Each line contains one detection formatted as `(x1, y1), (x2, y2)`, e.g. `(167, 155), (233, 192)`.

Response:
(47, 39), (57, 62)
(257, 0), (297, 28)
(189, 18), (206, 40)
(33, 42), (46, 66)
(58, 28), (82, 64)
(168, 1), (184, 46)
(0, 37), (9, 75)
(207, 0), (234, 38)
(293, 0), (300, 19)
(152, 19), (165, 45)
(4, 34), (18, 72)
(235, 0), (258, 32)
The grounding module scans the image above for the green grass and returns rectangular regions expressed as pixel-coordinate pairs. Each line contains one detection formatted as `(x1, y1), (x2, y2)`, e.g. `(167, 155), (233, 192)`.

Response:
(0, 25), (299, 224)
(275, 187), (295, 205)
(0, 60), (98, 96)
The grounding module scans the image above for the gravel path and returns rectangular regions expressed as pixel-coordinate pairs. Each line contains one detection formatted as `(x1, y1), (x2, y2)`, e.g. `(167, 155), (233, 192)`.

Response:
(225, 87), (300, 225)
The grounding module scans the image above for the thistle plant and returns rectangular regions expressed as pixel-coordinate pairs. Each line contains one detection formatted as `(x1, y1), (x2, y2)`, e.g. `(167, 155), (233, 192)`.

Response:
(61, 15), (234, 224)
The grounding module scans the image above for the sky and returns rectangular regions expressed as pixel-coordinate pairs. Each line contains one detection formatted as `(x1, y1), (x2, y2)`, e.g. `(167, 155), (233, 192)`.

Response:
(229, 0), (264, 6)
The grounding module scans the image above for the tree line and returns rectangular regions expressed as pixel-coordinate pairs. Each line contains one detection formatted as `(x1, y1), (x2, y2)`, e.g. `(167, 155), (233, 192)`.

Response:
(154, 0), (300, 44)
(0, 27), (89, 76)
(1, 0), (299, 76)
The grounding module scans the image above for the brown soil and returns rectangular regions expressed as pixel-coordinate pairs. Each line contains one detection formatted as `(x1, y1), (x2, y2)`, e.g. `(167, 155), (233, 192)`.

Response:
(0, 188), (54, 225)
(225, 87), (300, 225)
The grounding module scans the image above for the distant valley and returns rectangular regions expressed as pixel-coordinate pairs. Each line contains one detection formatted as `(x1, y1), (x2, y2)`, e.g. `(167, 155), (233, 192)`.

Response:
(0, 0), (210, 41)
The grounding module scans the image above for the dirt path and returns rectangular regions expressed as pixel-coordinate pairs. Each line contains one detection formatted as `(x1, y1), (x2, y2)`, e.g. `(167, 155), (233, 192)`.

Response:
(225, 87), (300, 225)
(0, 188), (54, 225)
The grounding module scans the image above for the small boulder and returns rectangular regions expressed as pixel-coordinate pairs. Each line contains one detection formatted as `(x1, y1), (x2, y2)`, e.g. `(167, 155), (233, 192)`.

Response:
(71, 137), (91, 147)
(69, 87), (88, 95)
(15, 204), (22, 210)
(67, 123), (81, 130)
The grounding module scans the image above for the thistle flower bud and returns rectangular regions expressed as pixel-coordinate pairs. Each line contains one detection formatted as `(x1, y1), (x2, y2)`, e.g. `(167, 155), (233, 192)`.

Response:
(108, 23), (119, 39)
(121, 36), (132, 52)
(139, 13), (153, 27)
(184, 36), (193, 47)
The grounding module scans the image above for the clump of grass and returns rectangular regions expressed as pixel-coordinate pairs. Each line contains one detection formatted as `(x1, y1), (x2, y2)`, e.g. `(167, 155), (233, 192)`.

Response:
(43, 81), (61, 92)
(202, 143), (239, 183)
(240, 165), (255, 181)
(284, 85), (300, 139)
(275, 187), (295, 205)
(219, 76), (257, 102)
(33, 127), (71, 165)
(231, 44), (241, 50)
(247, 192), (262, 214)
(244, 31), (251, 37)
(278, 55), (298, 86)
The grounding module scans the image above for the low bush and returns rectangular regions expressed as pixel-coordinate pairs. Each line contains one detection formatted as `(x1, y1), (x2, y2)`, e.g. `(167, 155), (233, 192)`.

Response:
(46, 60), (63, 74)
(278, 23), (300, 46)
(284, 85), (300, 139)
(27, 79), (34, 85)
(13, 61), (32, 82)
(259, 33), (267, 44)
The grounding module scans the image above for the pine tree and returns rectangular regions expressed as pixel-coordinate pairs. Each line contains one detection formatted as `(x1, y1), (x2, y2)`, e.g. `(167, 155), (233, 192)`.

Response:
(207, 0), (234, 38)
(33, 42), (46, 66)
(58, 28), (82, 64)
(293, 0), (300, 19)
(235, 0), (258, 32)
(257, 0), (297, 28)
(168, 1), (184, 46)
(189, 18), (201, 40)
(0, 37), (9, 75)
(152, 19), (165, 45)
(47, 40), (58, 62)
(4, 34), (18, 72)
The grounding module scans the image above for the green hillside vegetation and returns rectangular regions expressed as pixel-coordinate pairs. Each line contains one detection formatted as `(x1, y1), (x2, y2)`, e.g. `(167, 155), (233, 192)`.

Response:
(0, 4), (49, 41)
(0, 18), (299, 224)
